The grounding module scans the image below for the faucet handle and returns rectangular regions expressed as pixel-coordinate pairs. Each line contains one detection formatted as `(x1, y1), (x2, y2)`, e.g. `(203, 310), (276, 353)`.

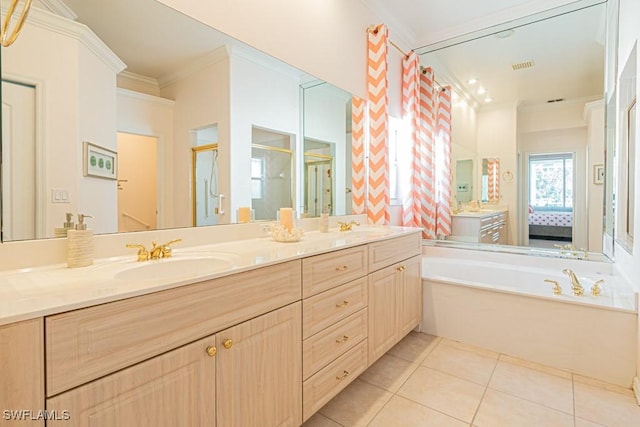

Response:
(160, 239), (182, 258)
(126, 243), (149, 262)
(591, 279), (604, 296)
(544, 279), (562, 295)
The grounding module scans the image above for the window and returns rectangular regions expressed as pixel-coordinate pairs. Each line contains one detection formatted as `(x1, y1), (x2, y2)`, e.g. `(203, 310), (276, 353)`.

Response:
(529, 153), (573, 209)
(251, 157), (264, 199)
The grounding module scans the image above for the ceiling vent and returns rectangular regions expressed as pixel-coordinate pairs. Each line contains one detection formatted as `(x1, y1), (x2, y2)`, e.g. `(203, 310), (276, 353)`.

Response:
(512, 60), (535, 71)
(547, 98), (566, 103)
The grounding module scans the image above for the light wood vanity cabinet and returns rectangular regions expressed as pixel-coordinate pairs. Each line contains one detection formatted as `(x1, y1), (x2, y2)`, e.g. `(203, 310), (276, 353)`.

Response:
(0, 319), (44, 427)
(1, 230), (422, 426)
(368, 234), (422, 365)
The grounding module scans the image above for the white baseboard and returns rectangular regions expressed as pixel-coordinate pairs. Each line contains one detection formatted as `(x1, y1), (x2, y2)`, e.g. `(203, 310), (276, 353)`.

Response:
(633, 376), (640, 406)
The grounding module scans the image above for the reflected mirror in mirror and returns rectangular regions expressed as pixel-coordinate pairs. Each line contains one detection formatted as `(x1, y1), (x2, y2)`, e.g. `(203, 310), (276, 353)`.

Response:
(301, 81), (354, 217)
(0, 0), (361, 242)
(416, 1), (607, 253)
(481, 158), (500, 203)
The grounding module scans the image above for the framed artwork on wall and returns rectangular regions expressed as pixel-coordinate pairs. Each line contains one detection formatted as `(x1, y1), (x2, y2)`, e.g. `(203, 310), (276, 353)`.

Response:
(83, 141), (117, 180)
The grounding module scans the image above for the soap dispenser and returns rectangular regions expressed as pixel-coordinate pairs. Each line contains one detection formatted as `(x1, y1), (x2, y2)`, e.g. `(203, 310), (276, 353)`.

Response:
(54, 212), (75, 237)
(67, 214), (94, 268)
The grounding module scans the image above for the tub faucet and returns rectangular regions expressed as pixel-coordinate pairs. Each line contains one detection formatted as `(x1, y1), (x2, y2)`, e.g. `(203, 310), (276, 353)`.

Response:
(562, 269), (584, 296)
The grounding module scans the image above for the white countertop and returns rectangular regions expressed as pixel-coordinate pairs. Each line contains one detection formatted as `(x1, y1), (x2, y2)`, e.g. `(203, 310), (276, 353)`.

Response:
(452, 208), (507, 218)
(0, 226), (421, 326)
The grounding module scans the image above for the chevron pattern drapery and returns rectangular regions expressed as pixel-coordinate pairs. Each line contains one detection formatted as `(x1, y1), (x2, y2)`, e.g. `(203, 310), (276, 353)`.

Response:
(435, 87), (452, 237)
(351, 96), (366, 214)
(366, 24), (390, 225)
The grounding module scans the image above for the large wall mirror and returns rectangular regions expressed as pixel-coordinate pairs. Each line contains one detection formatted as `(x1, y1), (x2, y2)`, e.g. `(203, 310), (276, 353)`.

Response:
(415, 0), (613, 257)
(0, 0), (358, 242)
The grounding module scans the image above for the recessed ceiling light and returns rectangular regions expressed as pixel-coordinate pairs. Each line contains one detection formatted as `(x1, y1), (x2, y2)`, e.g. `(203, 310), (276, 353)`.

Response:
(477, 87), (486, 95)
(468, 78), (477, 85)
(485, 96), (492, 103)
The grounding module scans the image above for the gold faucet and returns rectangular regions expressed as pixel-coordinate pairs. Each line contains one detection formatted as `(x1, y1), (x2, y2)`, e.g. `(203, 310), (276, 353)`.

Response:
(554, 244), (588, 259)
(126, 239), (182, 261)
(591, 279), (604, 296)
(338, 220), (360, 232)
(544, 279), (562, 295)
(562, 269), (584, 296)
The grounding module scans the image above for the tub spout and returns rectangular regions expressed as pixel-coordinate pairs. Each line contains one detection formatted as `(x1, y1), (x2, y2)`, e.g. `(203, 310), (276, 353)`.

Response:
(562, 269), (584, 296)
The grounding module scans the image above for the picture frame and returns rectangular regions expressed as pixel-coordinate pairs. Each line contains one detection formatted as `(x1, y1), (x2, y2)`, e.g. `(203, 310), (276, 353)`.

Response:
(83, 141), (117, 180)
(594, 164), (605, 185)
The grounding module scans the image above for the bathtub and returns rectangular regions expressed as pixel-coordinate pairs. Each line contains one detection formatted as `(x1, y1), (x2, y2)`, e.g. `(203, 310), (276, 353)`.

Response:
(421, 251), (638, 387)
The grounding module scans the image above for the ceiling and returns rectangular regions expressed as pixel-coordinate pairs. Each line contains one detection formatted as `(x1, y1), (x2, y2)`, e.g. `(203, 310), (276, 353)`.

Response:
(37, 0), (606, 107)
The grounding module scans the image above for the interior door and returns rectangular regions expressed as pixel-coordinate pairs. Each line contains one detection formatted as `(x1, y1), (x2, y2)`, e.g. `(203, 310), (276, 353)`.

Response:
(117, 132), (158, 232)
(1, 80), (36, 241)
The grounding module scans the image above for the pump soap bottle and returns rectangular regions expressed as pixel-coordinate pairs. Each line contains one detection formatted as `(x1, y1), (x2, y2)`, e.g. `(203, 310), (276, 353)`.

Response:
(54, 212), (75, 237)
(67, 214), (94, 268)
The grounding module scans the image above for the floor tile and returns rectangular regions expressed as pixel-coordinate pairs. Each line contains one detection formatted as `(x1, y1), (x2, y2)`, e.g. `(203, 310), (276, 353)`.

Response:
(488, 359), (574, 414)
(574, 381), (640, 426)
(422, 339), (498, 386)
(386, 332), (440, 364)
(440, 339), (499, 359)
(473, 389), (574, 427)
(303, 413), (342, 427)
(573, 373), (635, 396)
(575, 417), (606, 427)
(499, 354), (572, 380)
(369, 395), (468, 427)
(359, 354), (419, 392)
(318, 379), (392, 427)
(397, 366), (485, 423)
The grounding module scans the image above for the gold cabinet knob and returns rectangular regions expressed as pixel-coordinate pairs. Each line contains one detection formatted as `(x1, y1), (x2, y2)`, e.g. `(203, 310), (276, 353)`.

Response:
(223, 339), (233, 349)
(335, 300), (350, 308)
(396, 265), (406, 272)
(335, 370), (349, 380)
(205, 346), (217, 357)
(335, 265), (348, 271)
(336, 335), (349, 343)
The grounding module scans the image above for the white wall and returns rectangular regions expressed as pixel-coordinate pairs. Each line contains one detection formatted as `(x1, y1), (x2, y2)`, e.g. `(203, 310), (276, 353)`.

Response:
(2, 12), (121, 236)
(229, 50), (300, 221)
(477, 104), (518, 244)
(585, 101), (605, 253)
(614, 0), (640, 381)
(116, 89), (175, 229)
(451, 97), (479, 203)
(156, 0), (384, 99)
(160, 50), (231, 226)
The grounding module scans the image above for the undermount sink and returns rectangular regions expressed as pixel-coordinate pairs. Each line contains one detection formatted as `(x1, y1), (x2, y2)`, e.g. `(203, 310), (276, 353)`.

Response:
(114, 256), (233, 281)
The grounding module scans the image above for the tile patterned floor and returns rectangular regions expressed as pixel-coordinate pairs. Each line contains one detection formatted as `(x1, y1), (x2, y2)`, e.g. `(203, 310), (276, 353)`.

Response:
(304, 332), (640, 427)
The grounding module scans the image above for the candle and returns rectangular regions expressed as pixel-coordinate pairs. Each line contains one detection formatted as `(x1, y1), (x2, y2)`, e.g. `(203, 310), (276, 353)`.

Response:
(279, 208), (293, 232)
(238, 207), (251, 223)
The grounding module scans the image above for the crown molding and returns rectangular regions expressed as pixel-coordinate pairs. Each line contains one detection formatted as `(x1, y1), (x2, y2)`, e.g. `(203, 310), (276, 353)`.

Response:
(228, 43), (305, 81)
(34, 0), (77, 20)
(158, 45), (230, 89)
(117, 88), (175, 107)
(11, 6), (125, 74)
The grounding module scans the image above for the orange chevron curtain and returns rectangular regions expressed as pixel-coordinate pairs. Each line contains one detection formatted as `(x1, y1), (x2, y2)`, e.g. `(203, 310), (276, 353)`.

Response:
(487, 159), (499, 201)
(366, 24), (390, 225)
(435, 86), (453, 237)
(351, 96), (366, 214)
(401, 56), (437, 238)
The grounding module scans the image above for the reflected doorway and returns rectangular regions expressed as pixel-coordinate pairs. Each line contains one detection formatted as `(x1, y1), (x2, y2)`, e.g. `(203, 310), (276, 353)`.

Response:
(305, 155), (333, 216)
(527, 153), (574, 248)
(117, 133), (158, 232)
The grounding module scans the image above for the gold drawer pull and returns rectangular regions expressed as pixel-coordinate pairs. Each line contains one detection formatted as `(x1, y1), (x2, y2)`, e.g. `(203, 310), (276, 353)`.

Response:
(396, 265), (406, 272)
(335, 265), (349, 271)
(205, 346), (217, 357)
(335, 300), (350, 308)
(336, 335), (349, 343)
(336, 370), (350, 380)
(223, 339), (233, 349)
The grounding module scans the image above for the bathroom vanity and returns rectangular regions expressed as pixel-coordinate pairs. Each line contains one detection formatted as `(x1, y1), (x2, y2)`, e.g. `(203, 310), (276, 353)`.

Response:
(0, 226), (421, 426)
(449, 209), (508, 245)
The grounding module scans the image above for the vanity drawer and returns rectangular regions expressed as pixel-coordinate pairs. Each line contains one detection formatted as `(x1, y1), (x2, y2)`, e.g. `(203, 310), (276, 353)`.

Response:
(368, 233), (421, 272)
(302, 277), (367, 339)
(303, 308), (367, 380)
(302, 339), (368, 422)
(302, 245), (367, 298)
(45, 260), (301, 397)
